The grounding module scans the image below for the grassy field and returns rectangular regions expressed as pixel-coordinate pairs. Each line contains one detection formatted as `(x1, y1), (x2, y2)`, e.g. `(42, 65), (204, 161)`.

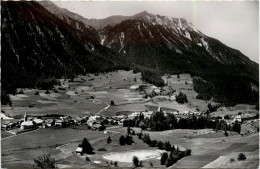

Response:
(2, 71), (259, 168)
(1, 127), (108, 168)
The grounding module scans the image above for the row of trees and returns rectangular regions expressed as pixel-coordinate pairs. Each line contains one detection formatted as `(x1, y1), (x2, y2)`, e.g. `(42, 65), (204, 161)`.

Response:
(136, 132), (191, 167)
(123, 111), (241, 133)
(119, 135), (134, 145)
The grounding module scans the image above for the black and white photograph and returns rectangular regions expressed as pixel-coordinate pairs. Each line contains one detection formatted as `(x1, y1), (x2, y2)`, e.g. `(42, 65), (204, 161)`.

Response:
(1, 0), (259, 168)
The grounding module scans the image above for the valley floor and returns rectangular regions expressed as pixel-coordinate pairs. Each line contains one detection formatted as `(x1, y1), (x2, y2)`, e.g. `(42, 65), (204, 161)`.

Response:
(1, 70), (259, 168)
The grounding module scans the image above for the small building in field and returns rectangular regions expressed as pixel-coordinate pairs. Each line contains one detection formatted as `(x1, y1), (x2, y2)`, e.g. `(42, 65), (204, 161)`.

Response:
(55, 119), (66, 127)
(33, 119), (44, 127)
(92, 124), (106, 131)
(76, 147), (83, 155)
(45, 119), (55, 127)
(130, 85), (139, 91)
(20, 121), (35, 130)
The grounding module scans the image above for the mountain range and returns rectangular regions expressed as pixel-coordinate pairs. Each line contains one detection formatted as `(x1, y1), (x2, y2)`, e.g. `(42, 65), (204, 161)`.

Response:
(2, 1), (259, 105)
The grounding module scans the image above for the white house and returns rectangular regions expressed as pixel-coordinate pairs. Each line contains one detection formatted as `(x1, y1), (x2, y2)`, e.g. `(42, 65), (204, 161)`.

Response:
(20, 121), (35, 130)
(233, 115), (242, 123)
(76, 147), (83, 155)
(130, 85), (139, 91)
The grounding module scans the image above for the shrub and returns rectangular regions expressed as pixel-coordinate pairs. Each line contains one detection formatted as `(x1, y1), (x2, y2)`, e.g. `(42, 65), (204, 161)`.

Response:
(53, 89), (59, 93)
(184, 149), (191, 156)
(35, 91), (40, 95)
(114, 161), (118, 167)
(85, 156), (90, 161)
(229, 158), (235, 163)
(45, 90), (50, 94)
(107, 136), (112, 144)
(237, 153), (246, 161)
(33, 154), (56, 169)
(137, 132), (143, 139)
(110, 100), (115, 106)
(161, 152), (168, 165)
(132, 156), (141, 167)
(224, 115), (230, 119)
(119, 135), (125, 145)
(98, 148), (107, 151)
(149, 162), (153, 167)
(18, 90), (24, 94)
(132, 130), (136, 135)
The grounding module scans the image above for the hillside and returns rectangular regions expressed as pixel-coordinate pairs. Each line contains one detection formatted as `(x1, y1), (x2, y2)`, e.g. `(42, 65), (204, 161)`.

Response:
(99, 11), (258, 104)
(1, 1), (258, 105)
(1, 1), (128, 104)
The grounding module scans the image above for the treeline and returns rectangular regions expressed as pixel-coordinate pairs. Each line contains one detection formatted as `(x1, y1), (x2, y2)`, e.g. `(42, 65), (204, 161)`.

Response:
(123, 111), (241, 133)
(133, 66), (164, 87)
(193, 75), (259, 106)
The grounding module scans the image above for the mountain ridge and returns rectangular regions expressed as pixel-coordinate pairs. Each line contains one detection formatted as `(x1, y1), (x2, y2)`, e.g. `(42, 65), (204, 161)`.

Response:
(1, 1), (258, 105)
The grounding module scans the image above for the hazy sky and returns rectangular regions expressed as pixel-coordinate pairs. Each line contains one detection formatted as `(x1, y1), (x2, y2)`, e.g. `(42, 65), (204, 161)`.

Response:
(53, 1), (259, 63)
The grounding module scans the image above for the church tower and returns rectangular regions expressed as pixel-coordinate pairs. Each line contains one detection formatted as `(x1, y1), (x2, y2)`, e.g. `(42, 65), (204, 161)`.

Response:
(24, 112), (27, 121)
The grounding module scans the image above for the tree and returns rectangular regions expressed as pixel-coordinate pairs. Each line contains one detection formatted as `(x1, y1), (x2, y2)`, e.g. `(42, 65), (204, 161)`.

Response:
(107, 136), (112, 144)
(232, 122), (241, 134)
(132, 156), (141, 167)
(119, 135), (125, 145)
(161, 152), (168, 165)
(175, 92), (188, 104)
(150, 140), (157, 147)
(125, 135), (134, 145)
(224, 130), (228, 137)
(229, 158), (235, 163)
(33, 154), (56, 169)
(80, 138), (94, 154)
(127, 126), (131, 135)
(237, 153), (246, 161)
(164, 141), (172, 151)
(157, 141), (164, 150)
(165, 157), (174, 167)
(110, 100), (115, 106)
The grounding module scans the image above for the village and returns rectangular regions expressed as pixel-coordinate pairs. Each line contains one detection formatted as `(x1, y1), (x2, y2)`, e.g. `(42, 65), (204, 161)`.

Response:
(1, 71), (259, 168)
(2, 104), (258, 136)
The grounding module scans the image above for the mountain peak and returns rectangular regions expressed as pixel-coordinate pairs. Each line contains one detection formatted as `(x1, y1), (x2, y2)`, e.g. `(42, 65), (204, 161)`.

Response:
(133, 11), (152, 17)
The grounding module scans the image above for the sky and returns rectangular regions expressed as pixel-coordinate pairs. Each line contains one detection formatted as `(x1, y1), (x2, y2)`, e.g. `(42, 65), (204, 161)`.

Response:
(53, 1), (259, 63)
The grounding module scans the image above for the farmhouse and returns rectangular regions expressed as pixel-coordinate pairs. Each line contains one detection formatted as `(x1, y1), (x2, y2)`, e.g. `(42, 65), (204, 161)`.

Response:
(130, 85), (139, 91)
(233, 115), (242, 123)
(45, 119), (55, 127)
(33, 118), (44, 127)
(76, 147), (83, 155)
(20, 121), (35, 130)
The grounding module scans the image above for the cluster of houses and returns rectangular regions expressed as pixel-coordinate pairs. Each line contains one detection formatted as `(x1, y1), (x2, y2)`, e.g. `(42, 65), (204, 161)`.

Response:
(1, 112), (130, 134)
